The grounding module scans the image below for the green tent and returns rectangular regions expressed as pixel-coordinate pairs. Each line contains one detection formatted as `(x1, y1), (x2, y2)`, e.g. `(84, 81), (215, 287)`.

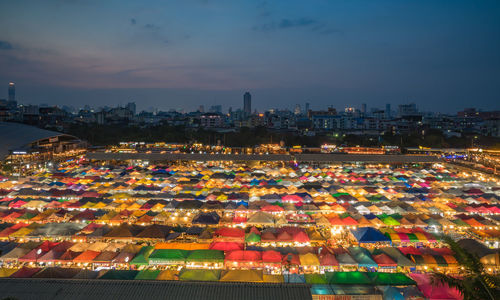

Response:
(326, 272), (372, 285)
(99, 270), (139, 280)
(366, 272), (416, 285)
(149, 249), (189, 265)
(130, 246), (154, 266)
(407, 233), (420, 242)
(186, 250), (224, 263)
(304, 273), (327, 284)
(245, 233), (261, 243)
(389, 213), (403, 220)
(381, 216), (400, 226)
(179, 269), (221, 281)
(452, 219), (470, 227)
(134, 269), (161, 280)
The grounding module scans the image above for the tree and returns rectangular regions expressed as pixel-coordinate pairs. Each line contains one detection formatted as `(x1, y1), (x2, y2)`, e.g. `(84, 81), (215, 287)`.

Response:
(432, 235), (500, 300)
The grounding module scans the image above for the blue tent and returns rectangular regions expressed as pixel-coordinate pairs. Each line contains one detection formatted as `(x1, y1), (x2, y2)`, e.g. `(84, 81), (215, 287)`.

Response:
(350, 227), (391, 244)
(284, 273), (306, 283)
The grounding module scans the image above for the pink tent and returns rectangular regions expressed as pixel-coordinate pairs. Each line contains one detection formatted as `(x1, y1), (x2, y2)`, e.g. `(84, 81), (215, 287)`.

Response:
(410, 273), (462, 300)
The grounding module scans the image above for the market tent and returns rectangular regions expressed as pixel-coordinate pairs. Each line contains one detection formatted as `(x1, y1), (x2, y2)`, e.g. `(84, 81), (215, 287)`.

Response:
(219, 270), (263, 282)
(299, 253), (320, 266)
(99, 270), (139, 280)
(0, 268), (18, 277)
(350, 227), (391, 244)
(246, 212), (275, 226)
(10, 267), (41, 278)
(348, 247), (378, 268)
(149, 249), (189, 265)
(410, 273), (462, 300)
(319, 253), (339, 266)
(179, 269), (221, 281)
(376, 247), (415, 267)
(366, 272), (416, 285)
(304, 273), (327, 284)
(372, 253), (397, 267)
(156, 269), (179, 280)
(72, 269), (100, 279)
(326, 271), (372, 285)
(186, 250), (225, 263)
(284, 273), (306, 283)
(32, 267), (80, 279)
(134, 269), (161, 280)
(245, 232), (261, 243)
(263, 274), (284, 283)
(130, 246), (154, 266)
(209, 242), (243, 251)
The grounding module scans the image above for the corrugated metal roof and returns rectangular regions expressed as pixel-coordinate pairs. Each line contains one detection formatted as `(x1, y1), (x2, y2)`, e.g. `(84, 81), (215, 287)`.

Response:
(0, 122), (76, 159)
(0, 278), (312, 300)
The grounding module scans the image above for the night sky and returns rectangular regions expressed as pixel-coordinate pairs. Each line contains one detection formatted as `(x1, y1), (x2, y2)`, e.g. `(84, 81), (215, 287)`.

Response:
(0, 0), (499, 113)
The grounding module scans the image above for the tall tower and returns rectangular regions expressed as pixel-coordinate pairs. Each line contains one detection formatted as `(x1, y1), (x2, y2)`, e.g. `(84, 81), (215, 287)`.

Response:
(385, 103), (391, 119)
(243, 92), (251, 115)
(8, 82), (15, 102)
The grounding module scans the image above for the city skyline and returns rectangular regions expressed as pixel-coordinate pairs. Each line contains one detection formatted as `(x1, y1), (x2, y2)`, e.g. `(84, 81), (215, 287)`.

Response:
(1, 1), (499, 113)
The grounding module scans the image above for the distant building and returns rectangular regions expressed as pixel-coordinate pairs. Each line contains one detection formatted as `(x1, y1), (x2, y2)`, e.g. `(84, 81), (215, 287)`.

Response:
(243, 92), (251, 115)
(200, 113), (224, 128)
(209, 105), (222, 113)
(398, 103), (418, 117)
(294, 104), (301, 115)
(7, 82), (17, 109)
(8, 82), (15, 102)
(361, 103), (367, 114)
(126, 102), (136, 115)
(385, 103), (391, 119)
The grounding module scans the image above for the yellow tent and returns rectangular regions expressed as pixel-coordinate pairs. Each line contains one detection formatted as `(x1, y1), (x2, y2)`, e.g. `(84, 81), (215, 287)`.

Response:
(220, 270), (263, 282)
(299, 253), (320, 266)
(0, 268), (19, 277)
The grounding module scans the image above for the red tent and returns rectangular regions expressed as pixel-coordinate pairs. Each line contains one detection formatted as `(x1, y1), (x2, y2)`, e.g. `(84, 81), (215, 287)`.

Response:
(261, 205), (284, 212)
(209, 242), (244, 251)
(249, 227), (261, 235)
(276, 231), (293, 242)
(225, 250), (262, 262)
(262, 250), (282, 263)
(261, 231), (276, 242)
(214, 227), (245, 238)
(293, 231), (310, 243)
(10, 267), (42, 278)
(319, 253), (339, 266)
(372, 253), (397, 267)
(73, 250), (101, 263)
(282, 195), (303, 202)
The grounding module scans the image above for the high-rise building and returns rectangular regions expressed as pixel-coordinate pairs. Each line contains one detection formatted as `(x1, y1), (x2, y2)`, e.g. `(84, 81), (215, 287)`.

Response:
(385, 103), (391, 119)
(398, 103), (418, 117)
(8, 82), (15, 102)
(126, 102), (136, 115)
(361, 103), (367, 114)
(305, 102), (310, 114)
(243, 92), (251, 115)
(294, 104), (301, 115)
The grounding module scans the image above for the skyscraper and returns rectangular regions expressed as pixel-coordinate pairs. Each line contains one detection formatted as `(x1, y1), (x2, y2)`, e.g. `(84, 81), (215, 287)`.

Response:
(243, 92), (251, 115)
(385, 103), (391, 119)
(8, 82), (15, 102)
(126, 102), (136, 115)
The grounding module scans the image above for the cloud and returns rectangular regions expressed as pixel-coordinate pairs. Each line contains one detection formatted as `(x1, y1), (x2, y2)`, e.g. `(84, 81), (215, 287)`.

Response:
(130, 18), (136, 25)
(0, 40), (13, 50)
(253, 17), (332, 33)
(144, 23), (161, 31)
